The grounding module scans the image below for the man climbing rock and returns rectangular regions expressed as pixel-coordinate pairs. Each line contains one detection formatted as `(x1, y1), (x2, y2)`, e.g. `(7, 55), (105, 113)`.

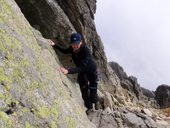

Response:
(50, 33), (100, 110)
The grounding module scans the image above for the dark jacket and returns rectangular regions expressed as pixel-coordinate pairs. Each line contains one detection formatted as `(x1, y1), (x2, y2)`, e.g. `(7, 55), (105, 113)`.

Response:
(53, 44), (97, 74)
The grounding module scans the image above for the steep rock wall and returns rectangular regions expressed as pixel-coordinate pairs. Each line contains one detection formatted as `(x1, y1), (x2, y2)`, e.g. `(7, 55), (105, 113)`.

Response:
(0, 0), (95, 127)
(14, 0), (120, 93)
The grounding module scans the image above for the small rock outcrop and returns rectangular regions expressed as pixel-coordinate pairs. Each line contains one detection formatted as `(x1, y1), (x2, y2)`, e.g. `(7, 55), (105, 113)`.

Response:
(141, 87), (155, 99)
(109, 61), (143, 100)
(109, 61), (128, 80)
(87, 107), (168, 128)
(109, 61), (160, 109)
(0, 0), (95, 127)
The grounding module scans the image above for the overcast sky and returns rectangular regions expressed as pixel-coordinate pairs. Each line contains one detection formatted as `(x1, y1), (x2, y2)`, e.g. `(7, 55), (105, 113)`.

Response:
(95, 0), (170, 91)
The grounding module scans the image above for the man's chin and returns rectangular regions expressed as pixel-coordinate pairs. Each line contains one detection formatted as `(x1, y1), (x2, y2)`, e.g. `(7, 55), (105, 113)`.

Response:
(73, 48), (80, 52)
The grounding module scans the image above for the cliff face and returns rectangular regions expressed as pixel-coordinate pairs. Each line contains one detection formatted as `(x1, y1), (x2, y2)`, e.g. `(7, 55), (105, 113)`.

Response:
(0, 0), (95, 127)
(1, 0), (170, 128)
(14, 0), (120, 92)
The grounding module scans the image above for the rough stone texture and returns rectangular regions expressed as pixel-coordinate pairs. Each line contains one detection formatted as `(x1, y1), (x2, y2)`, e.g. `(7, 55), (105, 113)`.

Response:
(141, 87), (155, 99)
(0, 0), (169, 128)
(87, 108), (167, 128)
(109, 61), (160, 108)
(103, 91), (114, 110)
(124, 112), (146, 128)
(109, 62), (128, 80)
(87, 111), (119, 128)
(128, 76), (142, 100)
(155, 84), (170, 108)
(109, 61), (143, 100)
(0, 0), (95, 127)
(141, 109), (152, 117)
(15, 0), (119, 91)
(87, 89), (168, 128)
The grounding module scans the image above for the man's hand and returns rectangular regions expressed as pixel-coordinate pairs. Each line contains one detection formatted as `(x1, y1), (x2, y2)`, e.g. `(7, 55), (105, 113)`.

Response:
(49, 38), (59, 46)
(49, 40), (55, 46)
(59, 67), (68, 75)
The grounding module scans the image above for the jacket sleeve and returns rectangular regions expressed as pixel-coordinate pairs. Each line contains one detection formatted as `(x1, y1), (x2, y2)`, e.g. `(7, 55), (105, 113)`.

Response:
(68, 46), (92, 74)
(53, 45), (72, 54)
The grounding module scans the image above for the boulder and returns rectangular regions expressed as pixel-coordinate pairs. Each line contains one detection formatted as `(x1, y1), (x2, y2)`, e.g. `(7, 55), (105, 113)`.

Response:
(155, 84), (170, 108)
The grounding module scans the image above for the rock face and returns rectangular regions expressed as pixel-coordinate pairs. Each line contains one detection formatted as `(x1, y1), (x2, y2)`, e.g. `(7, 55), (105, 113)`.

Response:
(109, 61), (160, 108)
(0, 0), (95, 127)
(14, 0), (119, 90)
(109, 61), (143, 100)
(0, 0), (169, 128)
(141, 87), (155, 99)
(155, 85), (170, 108)
(109, 61), (128, 81)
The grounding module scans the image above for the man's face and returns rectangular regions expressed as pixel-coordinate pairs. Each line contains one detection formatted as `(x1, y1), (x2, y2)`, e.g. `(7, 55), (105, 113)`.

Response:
(71, 41), (82, 51)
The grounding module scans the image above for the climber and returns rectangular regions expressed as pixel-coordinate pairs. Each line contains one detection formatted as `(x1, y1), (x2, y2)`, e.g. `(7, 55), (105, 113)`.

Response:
(50, 33), (100, 110)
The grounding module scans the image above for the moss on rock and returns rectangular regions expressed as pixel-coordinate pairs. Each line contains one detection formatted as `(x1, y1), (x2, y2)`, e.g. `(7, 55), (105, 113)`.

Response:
(0, 111), (12, 128)
(0, 0), (95, 128)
